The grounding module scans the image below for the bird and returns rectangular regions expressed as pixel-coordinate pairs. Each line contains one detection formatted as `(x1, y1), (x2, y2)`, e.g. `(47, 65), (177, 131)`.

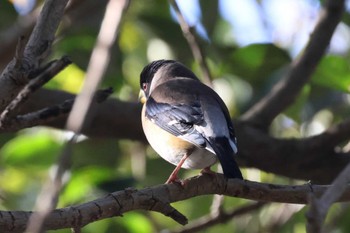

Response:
(139, 59), (243, 183)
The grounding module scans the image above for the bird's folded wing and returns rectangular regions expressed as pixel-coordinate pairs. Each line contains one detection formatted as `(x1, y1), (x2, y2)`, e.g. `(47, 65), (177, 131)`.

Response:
(145, 96), (207, 148)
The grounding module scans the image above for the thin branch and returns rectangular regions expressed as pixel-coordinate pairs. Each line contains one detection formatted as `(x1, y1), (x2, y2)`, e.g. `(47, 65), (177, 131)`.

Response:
(3, 175), (350, 232)
(171, 202), (266, 233)
(0, 56), (71, 128)
(66, 0), (128, 133)
(306, 160), (350, 232)
(0, 88), (113, 132)
(23, 0), (128, 231)
(210, 194), (225, 217)
(241, 0), (345, 129)
(168, 0), (213, 87)
(25, 135), (76, 233)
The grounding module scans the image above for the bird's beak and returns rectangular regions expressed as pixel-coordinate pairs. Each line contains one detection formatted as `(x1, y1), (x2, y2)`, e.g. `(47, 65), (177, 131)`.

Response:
(138, 90), (147, 104)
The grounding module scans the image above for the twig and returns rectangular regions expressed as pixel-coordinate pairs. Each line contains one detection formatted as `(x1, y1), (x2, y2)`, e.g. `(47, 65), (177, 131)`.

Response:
(172, 202), (265, 233)
(0, 88), (113, 132)
(3, 174), (350, 232)
(210, 194), (225, 217)
(66, 0), (128, 134)
(168, 0), (213, 87)
(241, 0), (345, 129)
(0, 56), (71, 128)
(306, 161), (350, 232)
(25, 135), (76, 233)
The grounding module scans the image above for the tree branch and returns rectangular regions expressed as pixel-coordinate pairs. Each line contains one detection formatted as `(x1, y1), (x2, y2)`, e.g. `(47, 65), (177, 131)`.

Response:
(308, 117), (350, 149)
(168, 0), (213, 87)
(306, 158), (350, 232)
(2, 174), (350, 232)
(171, 202), (266, 233)
(4, 88), (347, 183)
(66, 0), (128, 134)
(0, 56), (71, 129)
(241, 0), (345, 129)
(0, 0), (69, 111)
(17, 88), (144, 139)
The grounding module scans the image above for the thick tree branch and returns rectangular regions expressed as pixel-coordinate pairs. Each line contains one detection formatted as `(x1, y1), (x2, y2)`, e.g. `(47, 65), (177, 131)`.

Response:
(236, 121), (350, 184)
(241, 0), (345, 129)
(0, 0), (69, 111)
(308, 117), (350, 149)
(8, 88), (349, 183)
(2, 174), (350, 232)
(17, 88), (144, 139)
(0, 88), (112, 132)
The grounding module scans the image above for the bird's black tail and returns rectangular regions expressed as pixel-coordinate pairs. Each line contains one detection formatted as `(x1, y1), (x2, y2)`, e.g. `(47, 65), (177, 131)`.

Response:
(208, 137), (243, 179)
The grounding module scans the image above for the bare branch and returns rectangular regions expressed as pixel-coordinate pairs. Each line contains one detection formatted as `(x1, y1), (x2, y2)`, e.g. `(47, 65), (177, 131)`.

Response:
(0, 56), (71, 128)
(308, 118), (350, 149)
(3, 175), (350, 232)
(17, 89), (144, 139)
(171, 202), (265, 233)
(241, 0), (345, 129)
(66, 0), (128, 133)
(0, 88), (112, 132)
(23, 0), (128, 232)
(306, 160), (350, 232)
(0, 0), (69, 110)
(168, 0), (213, 87)
(25, 136), (75, 233)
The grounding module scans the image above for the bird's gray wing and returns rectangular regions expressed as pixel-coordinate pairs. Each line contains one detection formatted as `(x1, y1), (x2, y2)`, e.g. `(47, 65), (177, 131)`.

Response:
(145, 96), (208, 148)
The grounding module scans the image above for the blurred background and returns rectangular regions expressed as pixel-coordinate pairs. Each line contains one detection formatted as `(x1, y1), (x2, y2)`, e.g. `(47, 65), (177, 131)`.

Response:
(1, 0), (350, 232)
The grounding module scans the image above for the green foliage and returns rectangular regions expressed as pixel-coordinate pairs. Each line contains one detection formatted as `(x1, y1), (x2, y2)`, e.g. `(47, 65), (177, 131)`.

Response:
(230, 43), (291, 82)
(1, 130), (61, 168)
(312, 55), (350, 92)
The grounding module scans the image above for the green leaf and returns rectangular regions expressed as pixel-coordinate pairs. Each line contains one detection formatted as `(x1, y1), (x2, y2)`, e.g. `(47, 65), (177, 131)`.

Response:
(44, 63), (85, 93)
(1, 131), (61, 168)
(230, 43), (291, 83)
(59, 166), (114, 205)
(312, 55), (350, 92)
(121, 212), (154, 233)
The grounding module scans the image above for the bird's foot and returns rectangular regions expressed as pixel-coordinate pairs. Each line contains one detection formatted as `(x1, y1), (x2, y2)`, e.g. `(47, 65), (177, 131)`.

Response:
(165, 174), (179, 184)
(200, 167), (216, 176)
(165, 175), (188, 186)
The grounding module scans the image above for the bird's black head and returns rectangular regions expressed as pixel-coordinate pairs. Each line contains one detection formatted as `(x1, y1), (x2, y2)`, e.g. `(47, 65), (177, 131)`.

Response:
(140, 59), (198, 97)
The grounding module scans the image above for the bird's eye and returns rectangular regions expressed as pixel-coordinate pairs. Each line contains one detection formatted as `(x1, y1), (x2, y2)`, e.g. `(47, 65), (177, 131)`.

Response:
(142, 83), (147, 91)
